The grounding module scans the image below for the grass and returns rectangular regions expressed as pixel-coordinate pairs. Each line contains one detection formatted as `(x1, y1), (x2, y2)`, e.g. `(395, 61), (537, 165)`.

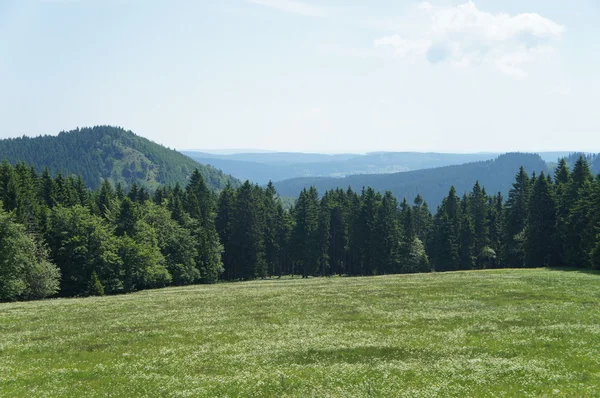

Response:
(2, 269), (600, 397)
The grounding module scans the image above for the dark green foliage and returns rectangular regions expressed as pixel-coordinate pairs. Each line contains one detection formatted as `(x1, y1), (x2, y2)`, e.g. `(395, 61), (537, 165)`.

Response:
(525, 172), (558, 267)
(561, 157), (594, 267)
(216, 184), (236, 280)
(142, 202), (200, 285)
(503, 167), (531, 267)
(263, 182), (280, 277)
(1, 155), (599, 301)
(0, 207), (60, 300)
(0, 126), (238, 191)
(46, 205), (122, 296)
(184, 171), (223, 283)
(375, 192), (401, 274)
(293, 187), (321, 278)
(430, 187), (461, 272)
(228, 181), (266, 280)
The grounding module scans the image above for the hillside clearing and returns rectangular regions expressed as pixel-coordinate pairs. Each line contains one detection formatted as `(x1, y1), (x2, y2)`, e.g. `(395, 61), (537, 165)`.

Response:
(2, 269), (600, 397)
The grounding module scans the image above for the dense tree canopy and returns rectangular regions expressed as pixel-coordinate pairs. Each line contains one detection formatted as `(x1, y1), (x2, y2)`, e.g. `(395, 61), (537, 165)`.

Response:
(0, 126), (239, 191)
(1, 156), (599, 301)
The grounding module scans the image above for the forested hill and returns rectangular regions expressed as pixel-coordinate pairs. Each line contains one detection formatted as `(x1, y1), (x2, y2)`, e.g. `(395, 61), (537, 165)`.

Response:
(563, 152), (600, 174)
(0, 126), (238, 190)
(274, 153), (548, 208)
(184, 150), (500, 185)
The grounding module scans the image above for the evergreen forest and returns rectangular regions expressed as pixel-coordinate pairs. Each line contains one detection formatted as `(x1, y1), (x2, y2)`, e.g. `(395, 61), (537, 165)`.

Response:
(1, 156), (600, 301)
(0, 126), (238, 191)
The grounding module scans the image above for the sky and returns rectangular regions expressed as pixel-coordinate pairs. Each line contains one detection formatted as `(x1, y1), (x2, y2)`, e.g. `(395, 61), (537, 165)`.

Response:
(1, 0), (599, 153)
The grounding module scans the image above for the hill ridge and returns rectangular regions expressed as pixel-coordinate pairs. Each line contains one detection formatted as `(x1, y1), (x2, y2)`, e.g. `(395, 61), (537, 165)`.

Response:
(0, 125), (239, 191)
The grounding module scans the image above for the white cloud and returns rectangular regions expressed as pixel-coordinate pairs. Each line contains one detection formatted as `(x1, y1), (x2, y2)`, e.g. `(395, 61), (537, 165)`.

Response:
(245, 0), (326, 17)
(374, 1), (566, 77)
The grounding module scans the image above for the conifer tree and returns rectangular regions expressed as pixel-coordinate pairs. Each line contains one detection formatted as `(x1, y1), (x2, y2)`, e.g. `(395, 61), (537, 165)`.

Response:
(346, 188), (363, 276)
(293, 187), (320, 278)
(97, 179), (116, 218)
(470, 181), (489, 264)
(375, 192), (401, 274)
(430, 187), (460, 271)
(563, 157), (594, 266)
(317, 192), (333, 276)
(360, 187), (381, 275)
(116, 197), (138, 237)
(459, 195), (475, 270)
(184, 170), (223, 283)
(216, 183), (236, 280)
(275, 204), (294, 277)
(230, 181), (266, 280)
(503, 167), (531, 267)
(263, 182), (280, 277)
(525, 172), (558, 267)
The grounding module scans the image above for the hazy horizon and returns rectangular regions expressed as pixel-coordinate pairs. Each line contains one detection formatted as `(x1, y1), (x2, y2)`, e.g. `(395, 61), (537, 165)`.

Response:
(185, 149), (580, 156)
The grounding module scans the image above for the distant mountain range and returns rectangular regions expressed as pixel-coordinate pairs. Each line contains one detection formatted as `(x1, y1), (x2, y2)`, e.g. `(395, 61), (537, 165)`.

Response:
(184, 151), (507, 184)
(273, 152), (551, 209)
(0, 126), (239, 191)
(183, 150), (578, 186)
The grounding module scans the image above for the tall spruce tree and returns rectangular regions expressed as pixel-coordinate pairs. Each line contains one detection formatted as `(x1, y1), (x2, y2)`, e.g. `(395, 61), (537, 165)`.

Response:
(263, 182), (280, 277)
(375, 192), (401, 275)
(503, 167), (531, 267)
(563, 157), (594, 266)
(184, 170), (223, 283)
(525, 172), (558, 267)
(293, 187), (320, 278)
(230, 181), (266, 280)
(216, 184), (236, 280)
(431, 187), (460, 271)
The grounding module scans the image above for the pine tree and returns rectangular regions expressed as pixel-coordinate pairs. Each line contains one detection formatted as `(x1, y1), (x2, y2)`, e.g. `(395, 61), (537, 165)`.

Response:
(430, 187), (460, 271)
(216, 184), (236, 280)
(360, 187), (381, 275)
(459, 195), (475, 270)
(470, 181), (489, 264)
(375, 192), (401, 274)
(317, 192), (333, 276)
(275, 204), (294, 277)
(346, 188), (363, 276)
(563, 157), (594, 266)
(116, 197), (138, 237)
(293, 187), (320, 278)
(503, 167), (531, 267)
(230, 181), (266, 280)
(263, 182), (280, 277)
(97, 179), (116, 218)
(39, 168), (57, 208)
(525, 172), (558, 267)
(485, 192), (503, 268)
(184, 170), (223, 283)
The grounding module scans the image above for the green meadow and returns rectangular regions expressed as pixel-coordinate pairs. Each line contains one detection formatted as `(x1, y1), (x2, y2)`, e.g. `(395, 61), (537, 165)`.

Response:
(2, 269), (600, 397)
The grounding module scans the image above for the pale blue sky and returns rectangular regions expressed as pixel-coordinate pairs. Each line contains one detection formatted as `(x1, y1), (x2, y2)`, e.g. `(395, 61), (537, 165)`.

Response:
(1, 0), (599, 153)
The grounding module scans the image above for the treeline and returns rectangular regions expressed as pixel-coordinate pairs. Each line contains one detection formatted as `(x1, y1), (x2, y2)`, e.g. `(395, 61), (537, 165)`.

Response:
(1, 157), (599, 301)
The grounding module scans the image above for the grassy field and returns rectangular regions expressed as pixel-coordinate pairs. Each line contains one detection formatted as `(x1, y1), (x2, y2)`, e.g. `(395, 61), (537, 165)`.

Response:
(2, 269), (600, 397)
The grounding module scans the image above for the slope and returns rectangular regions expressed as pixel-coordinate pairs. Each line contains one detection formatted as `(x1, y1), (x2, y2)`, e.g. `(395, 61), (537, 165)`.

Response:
(0, 126), (238, 190)
(2, 269), (599, 396)
(274, 152), (549, 208)
(184, 150), (500, 184)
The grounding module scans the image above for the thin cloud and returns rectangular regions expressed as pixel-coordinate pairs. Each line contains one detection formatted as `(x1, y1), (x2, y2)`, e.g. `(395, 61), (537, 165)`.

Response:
(375, 1), (566, 78)
(245, 0), (326, 17)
